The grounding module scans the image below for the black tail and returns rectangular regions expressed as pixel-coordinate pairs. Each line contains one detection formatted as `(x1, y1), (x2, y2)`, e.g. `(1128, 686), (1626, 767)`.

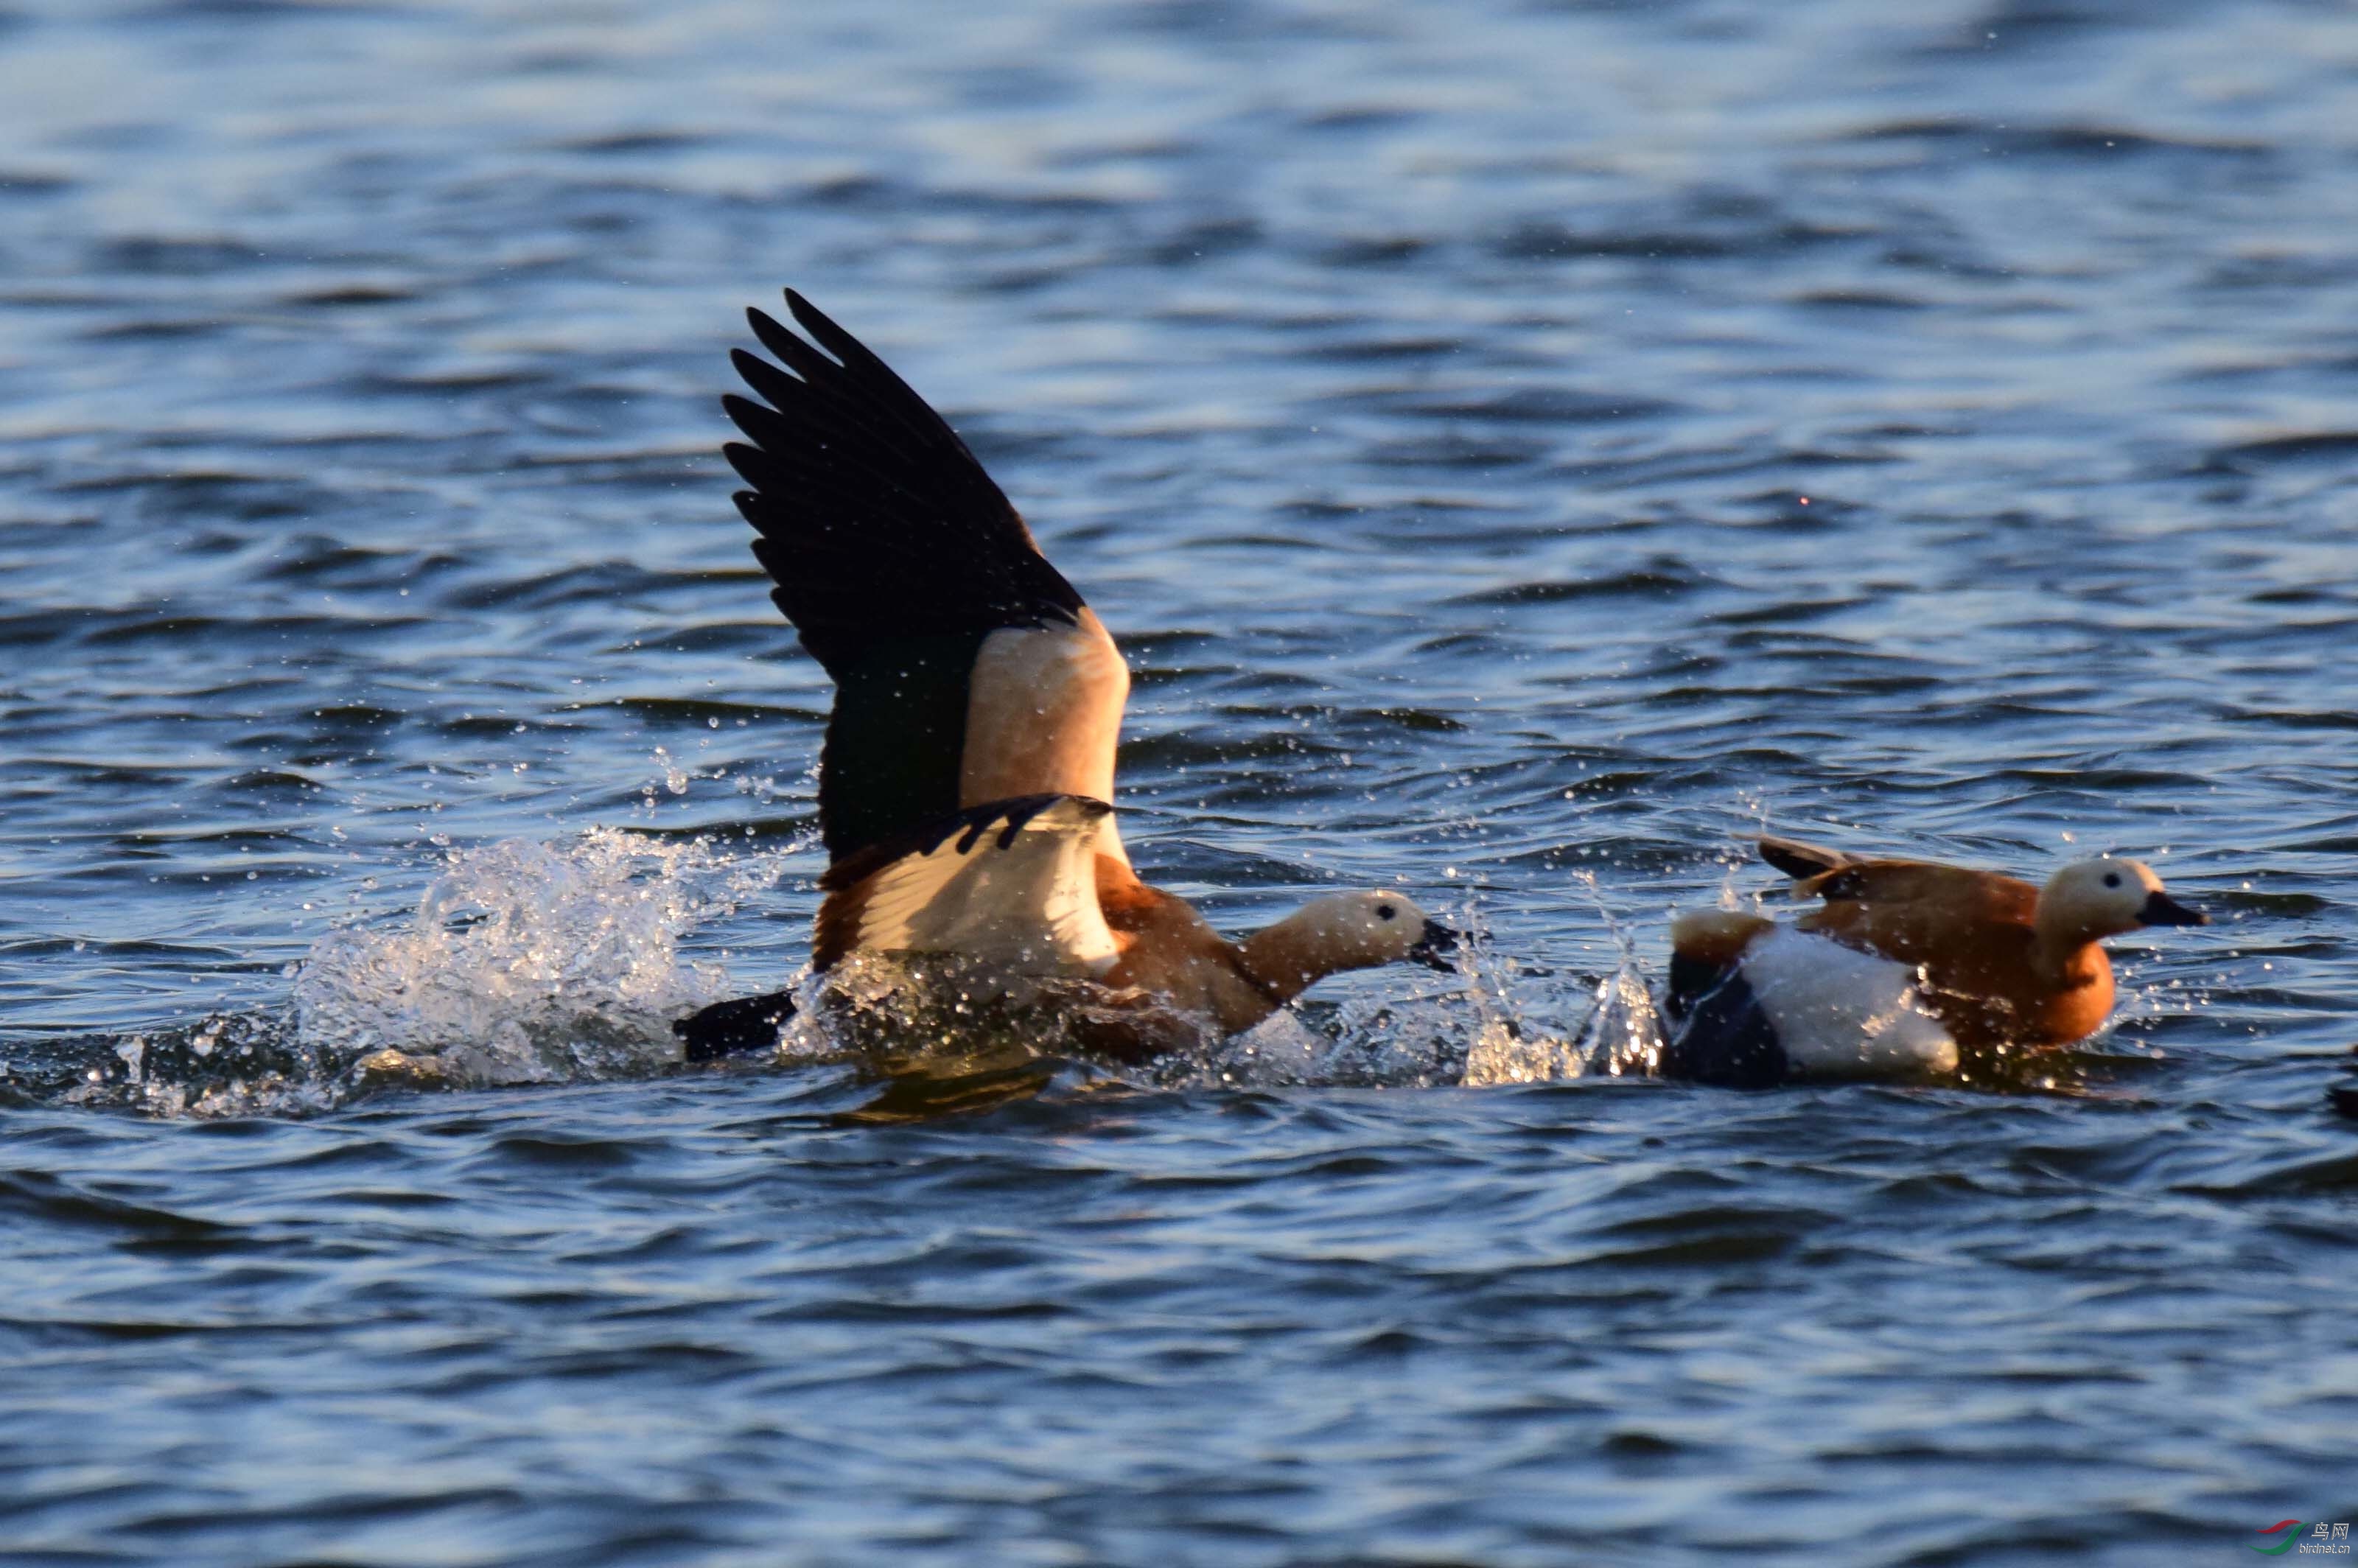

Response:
(1757, 834), (1853, 881)
(1659, 972), (1790, 1090)
(674, 990), (798, 1063)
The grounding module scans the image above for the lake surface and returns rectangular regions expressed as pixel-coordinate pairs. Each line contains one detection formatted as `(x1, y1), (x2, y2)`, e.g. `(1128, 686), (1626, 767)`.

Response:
(3, 1), (2356, 1562)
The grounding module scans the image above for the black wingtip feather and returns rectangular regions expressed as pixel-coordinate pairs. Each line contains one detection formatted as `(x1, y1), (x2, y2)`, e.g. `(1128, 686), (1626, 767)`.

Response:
(721, 290), (1087, 672)
(721, 441), (769, 490)
(746, 306), (840, 385)
(722, 290), (1101, 865)
(731, 346), (808, 411)
(721, 392), (777, 446)
(785, 291), (882, 375)
(783, 289), (853, 355)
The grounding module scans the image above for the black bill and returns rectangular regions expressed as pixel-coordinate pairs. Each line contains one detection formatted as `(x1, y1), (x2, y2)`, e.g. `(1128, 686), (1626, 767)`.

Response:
(1407, 917), (1465, 972)
(2138, 890), (2208, 927)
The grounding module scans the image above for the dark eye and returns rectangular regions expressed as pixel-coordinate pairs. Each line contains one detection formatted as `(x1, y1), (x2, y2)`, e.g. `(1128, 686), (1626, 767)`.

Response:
(2103, 872), (2121, 889)
(1376, 903), (1398, 920)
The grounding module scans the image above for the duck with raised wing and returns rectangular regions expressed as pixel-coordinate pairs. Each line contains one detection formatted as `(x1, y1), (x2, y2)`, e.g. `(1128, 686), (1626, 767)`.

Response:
(674, 292), (1456, 1061)
(1661, 834), (2208, 1087)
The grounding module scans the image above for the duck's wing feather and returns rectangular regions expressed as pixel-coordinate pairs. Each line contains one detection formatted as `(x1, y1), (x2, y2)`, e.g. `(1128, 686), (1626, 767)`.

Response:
(1797, 859), (2036, 916)
(812, 794), (1121, 976)
(724, 291), (1127, 864)
(1793, 859), (2038, 971)
(1762, 836), (2035, 916)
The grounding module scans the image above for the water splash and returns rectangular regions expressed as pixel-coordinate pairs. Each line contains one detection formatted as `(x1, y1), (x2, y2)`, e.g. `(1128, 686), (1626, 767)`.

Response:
(293, 827), (788, 1091)
(1463, 872), (1665, 1085)
(25, 861), (1665, 1119)
(15, 828), (797, 1117)
(41, 1009), (342, 1119)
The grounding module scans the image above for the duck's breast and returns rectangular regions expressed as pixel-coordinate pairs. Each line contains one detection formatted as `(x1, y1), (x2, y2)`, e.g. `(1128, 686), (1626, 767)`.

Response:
(2024, 943), (2115, 1047)
(1096, 864), (1273, 1034)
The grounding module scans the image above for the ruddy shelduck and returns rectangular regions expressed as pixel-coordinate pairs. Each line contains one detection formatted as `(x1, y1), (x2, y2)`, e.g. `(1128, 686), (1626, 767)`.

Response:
(675, 292), (1455, 1060)
(1661, 835), (2208, 1086)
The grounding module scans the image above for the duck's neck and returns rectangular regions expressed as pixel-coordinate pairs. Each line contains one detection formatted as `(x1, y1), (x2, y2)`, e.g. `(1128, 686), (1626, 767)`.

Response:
(1234, 917), (1340, 1011)
(2031, 907), (2105, 988)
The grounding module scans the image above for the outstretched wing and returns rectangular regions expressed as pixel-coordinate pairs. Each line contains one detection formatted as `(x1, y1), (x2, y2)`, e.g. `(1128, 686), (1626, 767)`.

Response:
(722, 290), (1128, 865)
(812, 794), (1122, 976)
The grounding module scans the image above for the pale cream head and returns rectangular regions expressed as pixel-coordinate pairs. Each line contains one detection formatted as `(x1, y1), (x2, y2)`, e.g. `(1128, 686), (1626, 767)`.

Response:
(1241, 891), (1460, 992)
(2039, 856), (2207, 944)
(1298, 890), (1435, 969)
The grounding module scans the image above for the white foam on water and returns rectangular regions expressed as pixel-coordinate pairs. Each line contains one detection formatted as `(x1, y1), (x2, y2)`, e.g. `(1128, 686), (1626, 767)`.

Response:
(1213, 1009), (1330, 1085)
(292, 827), (794, 1091)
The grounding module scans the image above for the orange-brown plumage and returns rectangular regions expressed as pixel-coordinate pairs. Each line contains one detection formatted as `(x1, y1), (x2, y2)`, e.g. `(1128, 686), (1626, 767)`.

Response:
(1658, 837), (2207, 1088)
(1094, 856), (1287, 1035)
(1791, 864), (2111, 1049)
(1759, 835), (2202, 1051)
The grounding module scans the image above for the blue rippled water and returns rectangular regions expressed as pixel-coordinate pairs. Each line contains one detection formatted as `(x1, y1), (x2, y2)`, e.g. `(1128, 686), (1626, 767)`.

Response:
(3, 1), (2356, 1562)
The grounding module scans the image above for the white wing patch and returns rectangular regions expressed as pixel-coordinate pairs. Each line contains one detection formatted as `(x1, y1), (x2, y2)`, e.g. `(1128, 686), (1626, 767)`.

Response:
(1739, 928), (1959, 1079)
(839, 796), (1120, 977)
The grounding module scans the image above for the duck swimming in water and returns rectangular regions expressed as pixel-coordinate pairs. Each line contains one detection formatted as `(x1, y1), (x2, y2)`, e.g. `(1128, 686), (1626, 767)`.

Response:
(675, 292), (1455, 1061)
(1662, 835), (2208, 1087)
